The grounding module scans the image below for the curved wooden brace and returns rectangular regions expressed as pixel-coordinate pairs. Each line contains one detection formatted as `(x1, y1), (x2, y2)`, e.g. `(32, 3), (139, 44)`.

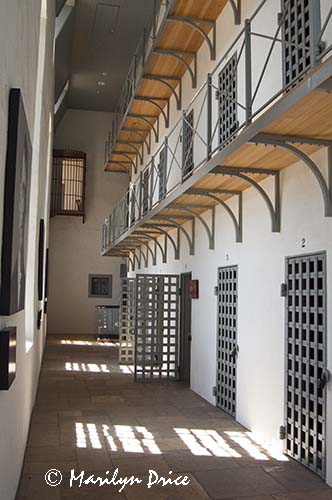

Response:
(122, 128), (151, 155)
(143, 75), (182, 110)
(268, 141), (332, 217)
(128, 114), (159, 143)
(172, 205), (215, 249)
(168, 16), (216, 60)
(217, 168), (281, 232)
(228, 0), (241, 25)
(149, 225), (180, 260)
(188, 190), (243, 242)
(134, 97), (169, 128)
(154, 49), (197, 88)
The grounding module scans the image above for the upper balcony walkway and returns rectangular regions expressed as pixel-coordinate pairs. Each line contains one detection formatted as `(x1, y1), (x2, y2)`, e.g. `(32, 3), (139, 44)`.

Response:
(102, 0), (332, 267)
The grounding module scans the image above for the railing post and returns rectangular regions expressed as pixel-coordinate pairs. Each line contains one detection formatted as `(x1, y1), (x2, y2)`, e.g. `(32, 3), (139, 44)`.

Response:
(142, 29), (147, 67)
(308, 0), (322, 68)
(150, 157), (154, 209)
(244, 19), (252, 126)
(207, 73), (212, 160)
(164, 136), (168, 195)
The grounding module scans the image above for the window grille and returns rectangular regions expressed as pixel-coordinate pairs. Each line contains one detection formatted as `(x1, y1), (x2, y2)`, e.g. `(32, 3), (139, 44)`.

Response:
(141, 169), (149, 215)
(182, 110), (194, 180)
(130, 185), (136, 225)
(218, 53), (238, 145)
(282, 0), (313, 88)
(158, 146), (167, 200)
(51, 150), (86, 220)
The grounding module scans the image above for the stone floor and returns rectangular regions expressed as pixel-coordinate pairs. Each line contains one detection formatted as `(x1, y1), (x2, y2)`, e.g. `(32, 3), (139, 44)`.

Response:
(16, 336), (332, 500)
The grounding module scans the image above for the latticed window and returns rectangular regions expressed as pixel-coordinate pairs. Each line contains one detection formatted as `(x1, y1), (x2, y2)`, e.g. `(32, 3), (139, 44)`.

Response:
(51, 150), (86, 220)
(182, 109), (194, 180)
(158, 146), (167, 200)
(281, 0), (318, 88)
(218, 53), (238, 145)
(141, 169), (149, 215)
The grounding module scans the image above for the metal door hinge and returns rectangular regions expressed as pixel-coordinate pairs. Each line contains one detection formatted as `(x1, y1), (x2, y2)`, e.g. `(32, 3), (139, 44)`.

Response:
(281, 283), (287, 297)
(212, 386), (217, 397)
(279, 425), (286, 440)
(214, 285), (218, 296)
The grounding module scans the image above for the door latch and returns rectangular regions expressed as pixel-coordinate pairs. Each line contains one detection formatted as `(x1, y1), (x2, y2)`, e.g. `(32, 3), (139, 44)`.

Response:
(318, 369), (331, 391)
(230, 345), (239, 360)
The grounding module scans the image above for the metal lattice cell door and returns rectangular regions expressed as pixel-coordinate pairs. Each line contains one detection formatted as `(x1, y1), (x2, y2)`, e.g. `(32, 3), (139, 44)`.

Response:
(135, 274), (179, 381)
(218, 53), (238, 145)
(281, 0), (320, 88)
(216, 266), (238, 417)
(285, 252), (328, 478)
(119, 278), (136, 365)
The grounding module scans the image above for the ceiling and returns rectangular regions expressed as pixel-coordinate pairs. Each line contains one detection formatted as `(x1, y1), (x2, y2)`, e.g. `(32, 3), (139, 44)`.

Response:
(55, 0), (158, 114)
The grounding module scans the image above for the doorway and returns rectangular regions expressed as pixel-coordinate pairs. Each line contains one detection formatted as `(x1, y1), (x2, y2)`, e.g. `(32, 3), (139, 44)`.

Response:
(216, 265), (238, 417)
(179, 272), (192, 385)
(285, 252), (328, 478)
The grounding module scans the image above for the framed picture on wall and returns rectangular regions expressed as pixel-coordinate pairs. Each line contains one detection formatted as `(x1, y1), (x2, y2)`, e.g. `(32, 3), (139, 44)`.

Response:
(0, 89), (32, 315)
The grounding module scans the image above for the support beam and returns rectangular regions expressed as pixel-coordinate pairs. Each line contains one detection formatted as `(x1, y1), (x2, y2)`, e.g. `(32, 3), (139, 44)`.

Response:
(116, 142), (143, 165)
(252, 134), (332, 217)
(153, 216), (195, 255)
(153, 48), (197, 88)
(228, 0), (241, 25)
(122, 128), (151, 154)
(106, 161), (131, 174)
(134, 96), (170, 128)
(111, 151), (137, 173)
(126, 238), (155, 266)
(131, 232), (166, 263)
(171, 205), (215, 249)
(187, 188), (243, 242)
(212, 166), (281, 232)
(167, 16), (216, 60)
(141, 224), (180, 260)
(127, 114), (159, 143)
(143, 75), (182, 110)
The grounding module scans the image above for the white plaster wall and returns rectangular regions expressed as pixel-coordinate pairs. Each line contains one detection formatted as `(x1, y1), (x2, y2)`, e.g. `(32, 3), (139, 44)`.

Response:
(48, 109), (129, 335)
(0, 1), (55, 499)
(129, 149), (332, 485)
(122, 0), (332, 486)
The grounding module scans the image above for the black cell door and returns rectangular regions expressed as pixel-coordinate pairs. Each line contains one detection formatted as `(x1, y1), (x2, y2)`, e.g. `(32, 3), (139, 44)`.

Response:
(216, 266), (238, 417)
(285, 252), (328, 478)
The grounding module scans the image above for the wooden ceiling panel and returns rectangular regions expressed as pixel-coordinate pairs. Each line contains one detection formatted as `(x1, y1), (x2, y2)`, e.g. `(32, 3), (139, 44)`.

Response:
(172, 0), (228, 19)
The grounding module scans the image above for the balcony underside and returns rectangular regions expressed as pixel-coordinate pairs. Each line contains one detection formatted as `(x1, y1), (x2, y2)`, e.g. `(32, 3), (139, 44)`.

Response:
(106, 0), (228, 173)
(103, 55), (332, 257)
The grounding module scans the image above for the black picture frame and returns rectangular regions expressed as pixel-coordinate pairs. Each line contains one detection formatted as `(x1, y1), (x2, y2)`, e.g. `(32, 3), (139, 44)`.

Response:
(0, 327), (17, 390)
(0, 89), (32, 315)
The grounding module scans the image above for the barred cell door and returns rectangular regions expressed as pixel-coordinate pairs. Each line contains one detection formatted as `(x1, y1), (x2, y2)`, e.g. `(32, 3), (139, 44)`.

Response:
(119, 278), (136, 365)
(135, 274), (180, 381)
(285, 252), (328, 478)
(216, 266), (238, 417)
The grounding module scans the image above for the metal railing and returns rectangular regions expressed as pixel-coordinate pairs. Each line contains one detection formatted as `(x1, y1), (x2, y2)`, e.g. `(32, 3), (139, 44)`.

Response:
(104, 0), (174, 159)
(102, 0), (332, 252)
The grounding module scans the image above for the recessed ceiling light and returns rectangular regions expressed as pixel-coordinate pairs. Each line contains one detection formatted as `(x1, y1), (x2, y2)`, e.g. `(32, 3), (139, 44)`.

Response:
(98, 80), (106, 86)
(102, 72), (108, 77)
(97, 90), (101, 94)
